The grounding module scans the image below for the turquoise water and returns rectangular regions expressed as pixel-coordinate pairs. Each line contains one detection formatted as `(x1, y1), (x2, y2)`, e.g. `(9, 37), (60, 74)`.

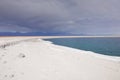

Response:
(44, 37), (120, 56)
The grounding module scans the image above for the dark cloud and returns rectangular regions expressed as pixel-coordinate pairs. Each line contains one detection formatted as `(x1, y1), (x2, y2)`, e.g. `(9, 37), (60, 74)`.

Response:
(0, 0), (120, 35)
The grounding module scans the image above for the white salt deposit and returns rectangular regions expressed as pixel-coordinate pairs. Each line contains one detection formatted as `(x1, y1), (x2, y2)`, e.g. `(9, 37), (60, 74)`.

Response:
(0, 37), (120, 80)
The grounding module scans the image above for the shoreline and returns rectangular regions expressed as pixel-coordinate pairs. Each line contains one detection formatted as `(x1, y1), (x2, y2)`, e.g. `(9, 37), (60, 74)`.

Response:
(0, 37), (120, 60)
(43, 39), (120, 61)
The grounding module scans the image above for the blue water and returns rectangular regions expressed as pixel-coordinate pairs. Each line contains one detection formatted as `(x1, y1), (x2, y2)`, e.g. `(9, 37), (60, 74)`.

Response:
(44, 37), (120, 56)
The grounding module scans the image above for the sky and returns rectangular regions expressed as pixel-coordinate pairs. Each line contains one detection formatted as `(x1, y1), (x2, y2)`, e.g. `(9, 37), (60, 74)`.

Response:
(0, 0), (120, 35)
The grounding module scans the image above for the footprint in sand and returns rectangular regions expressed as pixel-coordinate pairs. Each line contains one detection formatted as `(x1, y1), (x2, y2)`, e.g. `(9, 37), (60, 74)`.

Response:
(18, 53), (26, 58)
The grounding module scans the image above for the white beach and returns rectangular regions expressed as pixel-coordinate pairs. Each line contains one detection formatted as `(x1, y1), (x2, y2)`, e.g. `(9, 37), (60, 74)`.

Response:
(0, 37), (120, 80)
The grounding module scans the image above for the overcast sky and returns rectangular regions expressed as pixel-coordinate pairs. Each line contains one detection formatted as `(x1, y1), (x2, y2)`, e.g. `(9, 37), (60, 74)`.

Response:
(0, 0), (120, 35)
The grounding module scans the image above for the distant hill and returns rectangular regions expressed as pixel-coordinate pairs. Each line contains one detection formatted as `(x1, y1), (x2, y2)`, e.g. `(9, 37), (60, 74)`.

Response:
(0, 32), (87, 36)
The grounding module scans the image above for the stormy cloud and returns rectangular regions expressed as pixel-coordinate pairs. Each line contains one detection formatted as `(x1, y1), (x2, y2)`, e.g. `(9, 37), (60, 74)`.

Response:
(0, 0), (120, 35)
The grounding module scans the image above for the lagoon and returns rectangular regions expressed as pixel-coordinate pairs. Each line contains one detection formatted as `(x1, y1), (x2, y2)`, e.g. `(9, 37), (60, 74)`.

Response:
(45, 37), (120, 56)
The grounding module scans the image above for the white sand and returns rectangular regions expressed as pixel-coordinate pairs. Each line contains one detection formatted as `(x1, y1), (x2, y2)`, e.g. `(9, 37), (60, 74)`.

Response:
(0, 37), (120, 80)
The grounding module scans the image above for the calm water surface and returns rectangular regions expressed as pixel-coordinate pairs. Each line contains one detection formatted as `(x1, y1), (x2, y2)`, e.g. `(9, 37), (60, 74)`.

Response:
(44, 37), (120, 56)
